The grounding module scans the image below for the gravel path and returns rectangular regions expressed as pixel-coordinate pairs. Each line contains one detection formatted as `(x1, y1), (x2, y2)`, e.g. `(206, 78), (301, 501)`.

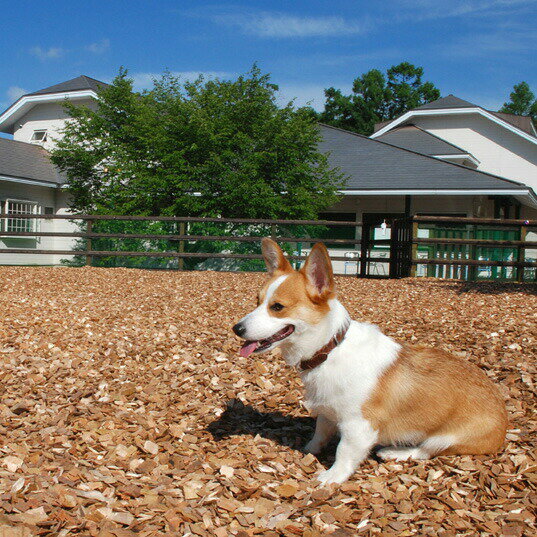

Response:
(0, 267), (535, 536)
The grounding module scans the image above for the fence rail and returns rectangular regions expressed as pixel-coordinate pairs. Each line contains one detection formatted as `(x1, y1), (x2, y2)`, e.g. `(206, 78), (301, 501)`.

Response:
(0, 213), (357, 226)
(0, 213), (363, 274)
(0, 230), (362, 245)
(379, 216), (537, 281)
(1, 213), (536, 281)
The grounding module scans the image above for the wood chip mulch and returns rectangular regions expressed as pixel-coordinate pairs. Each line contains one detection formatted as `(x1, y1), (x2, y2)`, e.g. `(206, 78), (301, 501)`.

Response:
(0, 267), (535, 537)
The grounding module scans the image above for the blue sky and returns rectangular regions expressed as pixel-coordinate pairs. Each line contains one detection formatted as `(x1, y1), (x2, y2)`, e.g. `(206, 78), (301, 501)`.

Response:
(1, 0), (536, 114)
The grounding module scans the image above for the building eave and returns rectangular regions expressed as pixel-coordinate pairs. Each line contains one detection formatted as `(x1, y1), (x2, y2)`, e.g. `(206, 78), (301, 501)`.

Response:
(0, 174), (61, 188)
(371, 108), (537, 146)
(339, 187), (537, 209)
(339, 188), (529, 196)
(0, 90), (98, 133)
(432, 153), (481, 167)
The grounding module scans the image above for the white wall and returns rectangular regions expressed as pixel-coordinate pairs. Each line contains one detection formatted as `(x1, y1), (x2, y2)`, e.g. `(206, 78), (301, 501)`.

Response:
(413, 115), (537, 191)
(12, 99), (96, 150)
(0, 182), (76, 265)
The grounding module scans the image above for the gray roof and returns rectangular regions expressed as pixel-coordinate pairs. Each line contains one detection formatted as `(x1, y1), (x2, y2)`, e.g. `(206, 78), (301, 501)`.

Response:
(375, 125), (469, 156)
(376, 94), (536, 138)
(319, 124), (527, 192)
(28, 75), (108, 96)
(415, 95), (477, 110)
(372, 95), (477, 132)
(0, 138), (65, 185)
(490, 111), (536, 137)
(0, 121), (529, 193)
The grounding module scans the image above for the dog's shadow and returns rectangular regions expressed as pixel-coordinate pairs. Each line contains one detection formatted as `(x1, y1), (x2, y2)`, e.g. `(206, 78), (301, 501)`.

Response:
(206, 398), (338, 466)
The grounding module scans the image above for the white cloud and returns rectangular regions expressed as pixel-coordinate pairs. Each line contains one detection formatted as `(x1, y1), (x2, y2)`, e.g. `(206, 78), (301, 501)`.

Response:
(86, 38), (110, 54)
(7, 86), (27, 101)
(29, 46), (65, 61)
(128, 71), (232, 91)
(442, 28), (536, 57)
(212, 12), (370, 38)
(396, 0), (536, 21)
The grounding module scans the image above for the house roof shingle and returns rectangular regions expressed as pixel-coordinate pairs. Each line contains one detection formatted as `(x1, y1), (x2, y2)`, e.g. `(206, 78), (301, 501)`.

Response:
(28, 75), (109, 96)
(318, 124), (528, 192)
(375, 125), (470, 156)
(415, 95), (477, 110)
(0, 138), (65, 185)
(490, 111), (536, 136)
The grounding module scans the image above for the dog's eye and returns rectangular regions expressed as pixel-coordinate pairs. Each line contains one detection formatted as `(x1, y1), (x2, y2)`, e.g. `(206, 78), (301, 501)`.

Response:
(270, 302), (285, 312)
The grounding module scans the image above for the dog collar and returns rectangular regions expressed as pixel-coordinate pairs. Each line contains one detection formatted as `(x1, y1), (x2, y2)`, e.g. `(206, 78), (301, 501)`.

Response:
(299, 323), (349, 372)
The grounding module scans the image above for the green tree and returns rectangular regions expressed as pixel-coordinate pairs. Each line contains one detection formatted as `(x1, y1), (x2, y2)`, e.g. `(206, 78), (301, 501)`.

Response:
(51, 67), (343, 270)
(500, 82), (537, 126)
(319, 62), (441, 135)
(51, 66), (343, 219)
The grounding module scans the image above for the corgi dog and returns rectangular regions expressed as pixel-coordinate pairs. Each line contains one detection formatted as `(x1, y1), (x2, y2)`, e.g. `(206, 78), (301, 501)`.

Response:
(232, 239), (507, 485)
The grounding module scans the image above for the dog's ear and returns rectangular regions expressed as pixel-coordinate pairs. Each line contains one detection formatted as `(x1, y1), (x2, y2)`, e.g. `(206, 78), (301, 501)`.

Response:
(301, 243), (334, 301)
(262, 238), (293, 276)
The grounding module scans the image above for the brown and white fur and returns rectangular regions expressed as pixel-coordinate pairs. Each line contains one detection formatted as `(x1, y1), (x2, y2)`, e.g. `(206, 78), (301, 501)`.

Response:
(232, 239), (507, 485)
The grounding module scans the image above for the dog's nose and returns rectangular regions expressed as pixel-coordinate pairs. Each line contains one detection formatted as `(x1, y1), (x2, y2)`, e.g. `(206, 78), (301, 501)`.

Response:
(232, 322), (246, 337)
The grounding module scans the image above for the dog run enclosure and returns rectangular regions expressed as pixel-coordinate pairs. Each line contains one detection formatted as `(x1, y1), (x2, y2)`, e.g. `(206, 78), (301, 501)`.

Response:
(0, 213), (536, 281)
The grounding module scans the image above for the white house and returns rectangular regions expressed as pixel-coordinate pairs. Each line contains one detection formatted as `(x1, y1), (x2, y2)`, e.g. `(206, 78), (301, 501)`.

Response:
(372, 95), (537, 213)
(318, 94), (537, 274)
(0, 76), (105, 264)
(0, 77), (536, 273)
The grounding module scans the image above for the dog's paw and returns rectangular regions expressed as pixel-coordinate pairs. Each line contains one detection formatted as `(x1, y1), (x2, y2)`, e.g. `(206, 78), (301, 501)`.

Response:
(304, 440), (322, 455)
(317, 467), (351, 485)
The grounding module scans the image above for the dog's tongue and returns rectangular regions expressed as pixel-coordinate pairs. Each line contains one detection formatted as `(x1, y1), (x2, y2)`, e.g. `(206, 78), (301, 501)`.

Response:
(240, 341), (259, 358)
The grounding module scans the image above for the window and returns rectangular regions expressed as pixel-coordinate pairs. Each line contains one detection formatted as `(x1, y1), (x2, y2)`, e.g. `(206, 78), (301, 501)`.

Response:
(30, 130), (47, 143)
(2, 200), (40, 233)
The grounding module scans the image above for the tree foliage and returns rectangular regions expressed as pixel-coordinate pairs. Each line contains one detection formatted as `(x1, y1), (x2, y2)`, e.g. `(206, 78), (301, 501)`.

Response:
(52, 67), (342, 270)
(500, 81), (537, 126)
(319, 62), (441, 135)
(51, 66), (343, 219)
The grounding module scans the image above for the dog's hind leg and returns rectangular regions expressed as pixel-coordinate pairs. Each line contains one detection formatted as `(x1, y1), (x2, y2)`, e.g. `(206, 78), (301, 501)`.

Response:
(377, 434), (455, 461)
(304, 415), (337, 455)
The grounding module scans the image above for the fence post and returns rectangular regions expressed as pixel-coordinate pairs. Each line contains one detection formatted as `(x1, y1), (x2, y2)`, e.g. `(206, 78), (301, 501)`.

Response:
(178, 222), (186, 271)
(359, 224), (368, 278)
(516, 225), (527, 282)
(86, 218), (93, 267)
(468, 225), (477, 281)
(389, 220), (398, 278)
(410, 219), (418, 277)
(357, 222), (362, 278)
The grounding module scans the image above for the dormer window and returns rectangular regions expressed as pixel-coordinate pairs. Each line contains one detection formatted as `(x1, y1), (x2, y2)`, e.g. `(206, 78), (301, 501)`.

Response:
(30, 129), (48, 143)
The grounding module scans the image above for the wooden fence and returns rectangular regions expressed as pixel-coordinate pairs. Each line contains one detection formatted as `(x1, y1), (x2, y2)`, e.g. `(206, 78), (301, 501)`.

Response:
(0, 213), (362, 269)
(1, 214), (536, 280)
(381, 216), (537, 282)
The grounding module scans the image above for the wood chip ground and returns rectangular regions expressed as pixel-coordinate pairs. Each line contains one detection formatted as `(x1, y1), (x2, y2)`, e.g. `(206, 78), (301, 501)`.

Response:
(0, 267), (535, 536)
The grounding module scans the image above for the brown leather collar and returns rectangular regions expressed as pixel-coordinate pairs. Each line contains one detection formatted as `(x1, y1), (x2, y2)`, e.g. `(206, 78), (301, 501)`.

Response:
(299, 324), (349, 372)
